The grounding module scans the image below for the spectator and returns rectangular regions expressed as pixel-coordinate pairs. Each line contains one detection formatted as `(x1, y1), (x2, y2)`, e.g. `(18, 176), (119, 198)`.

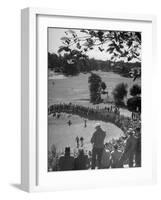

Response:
(111, 144), (122, 168)
(101, 143), (111, 169)
(135, 127), (141, 167)
(75, 136), (79, 148)
(119, 128), (136, 167)
(74, 149), (90, 170)
(51, 144), (57, 170)
(91, 123), (106, 169)
(58, 147), (74, 171)
(80, 137), (84, 147)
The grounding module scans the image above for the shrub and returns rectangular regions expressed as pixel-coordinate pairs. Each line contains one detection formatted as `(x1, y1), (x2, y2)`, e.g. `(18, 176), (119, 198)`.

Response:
(101, 81), (107, 91)
(88, 73), (102, 104)
(130, 84), (141, 96)
(112, 83), (128, 107)
(127, 96), (141, 112)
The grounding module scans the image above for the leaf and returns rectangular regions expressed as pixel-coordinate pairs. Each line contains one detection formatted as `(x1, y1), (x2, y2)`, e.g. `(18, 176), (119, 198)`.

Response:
(67, 29), (75, 34)
(127, 56), (132, 61)
(97, 31), (104, 42)
(127, 40), (133, 48)
(65, 40), (70, 45)
(58, 46), (71, 53)
(80, 29), (89, 34)
(82, 41), (89, 46)
(60, 36), (69, 41)
(98, 47), (104, 52)
(119, 44), (124, 49)
(135, 32), (141, 41)
(106, 47), (115, 53)
(72, 33), (77, 38)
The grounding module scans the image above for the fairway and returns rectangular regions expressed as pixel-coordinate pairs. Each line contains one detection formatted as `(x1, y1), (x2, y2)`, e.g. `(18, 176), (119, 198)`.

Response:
(48, 71), (141, 107)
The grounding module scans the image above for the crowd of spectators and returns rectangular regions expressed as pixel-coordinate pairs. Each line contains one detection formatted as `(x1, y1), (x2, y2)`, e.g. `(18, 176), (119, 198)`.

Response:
(48, 127), (141, 171)
(48, 103), (141, 171)
(48, 103), (140, 132)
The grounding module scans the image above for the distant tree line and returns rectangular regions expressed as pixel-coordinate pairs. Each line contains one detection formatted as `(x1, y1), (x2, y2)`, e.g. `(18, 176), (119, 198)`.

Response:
(48, 52), (141, 77)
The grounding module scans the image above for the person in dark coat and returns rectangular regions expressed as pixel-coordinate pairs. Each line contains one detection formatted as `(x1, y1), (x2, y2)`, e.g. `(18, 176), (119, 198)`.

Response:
(134, 127), (141, 167)
(80, 137), (84, 147)
(91, 123), (106, 169)
(84, 119), (87, 128)
(74, 149), (90, 170)
(58, 147), (74, 171)
(111, 144), (122, 168)
(76, 136), (79, 148)
(119, 128), (136, 167)
(67, 120), (72, 126)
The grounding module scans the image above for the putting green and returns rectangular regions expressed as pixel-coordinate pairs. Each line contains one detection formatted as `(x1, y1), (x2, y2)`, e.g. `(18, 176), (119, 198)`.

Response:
(48, 114), (124, 154)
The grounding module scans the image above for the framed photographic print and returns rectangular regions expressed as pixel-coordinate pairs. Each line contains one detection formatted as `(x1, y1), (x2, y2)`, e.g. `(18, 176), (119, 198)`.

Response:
(21, 7), (157, 192)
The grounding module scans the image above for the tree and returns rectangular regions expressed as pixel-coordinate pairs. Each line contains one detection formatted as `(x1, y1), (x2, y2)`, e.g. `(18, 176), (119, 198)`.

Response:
(88, 73), (102, 104)
(58, 29), (141, 63)
(112, 83), (128, 106)
(127, 84), (141, 113)
(130, 84), (141, 96)
(127, 96), (141, 113)
(48, 52), (61, 71)
(101, 81), (106, 91)
(101, 82), (107, 94)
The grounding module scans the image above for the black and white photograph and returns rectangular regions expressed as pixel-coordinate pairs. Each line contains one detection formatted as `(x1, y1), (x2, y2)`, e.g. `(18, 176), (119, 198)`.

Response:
(48, 27), (141, 172)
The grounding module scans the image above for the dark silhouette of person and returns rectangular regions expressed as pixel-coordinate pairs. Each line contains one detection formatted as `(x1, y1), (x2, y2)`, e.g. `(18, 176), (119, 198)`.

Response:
(91, 123), (106, 169)
(134, 127), (141, 167)
(67, 120), (72, 126)
(80, 137), (84, 147)
(84, 119), (87, 128)
(76, 136), (79, 148)
(111, 144), (122, 168)
(58, 147), (74, 171)
(74, 149), (90, 170)
(101, 143), (111, 169)
(119, 128), (136, 168)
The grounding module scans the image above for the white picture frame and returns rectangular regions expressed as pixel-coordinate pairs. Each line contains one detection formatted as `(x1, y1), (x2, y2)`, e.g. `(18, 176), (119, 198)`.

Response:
(21, 7), (157, 192)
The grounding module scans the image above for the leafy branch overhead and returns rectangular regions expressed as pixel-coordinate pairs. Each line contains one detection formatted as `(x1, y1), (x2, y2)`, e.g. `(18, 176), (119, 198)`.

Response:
(58, 29), (141, 62)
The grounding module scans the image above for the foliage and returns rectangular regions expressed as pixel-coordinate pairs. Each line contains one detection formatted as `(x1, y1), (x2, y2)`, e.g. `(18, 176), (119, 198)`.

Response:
(101, 81), (107, 91)
(127, 96), (141, 112)
(112, 83), (128, 107)
(130, 84), (141, 96)
(48, 52), (141, 77)
(88, 73), (102, 104)
(58, 29), (141, 63)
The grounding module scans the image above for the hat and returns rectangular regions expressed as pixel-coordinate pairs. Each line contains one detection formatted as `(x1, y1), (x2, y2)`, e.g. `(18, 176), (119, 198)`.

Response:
(127, 128), (135, 135)
(65, 146), (70, 153)
(95, 122), (101, 128)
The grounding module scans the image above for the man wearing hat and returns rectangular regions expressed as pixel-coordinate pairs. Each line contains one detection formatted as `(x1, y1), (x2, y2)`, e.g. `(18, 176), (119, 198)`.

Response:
(91, 123), (106, 169)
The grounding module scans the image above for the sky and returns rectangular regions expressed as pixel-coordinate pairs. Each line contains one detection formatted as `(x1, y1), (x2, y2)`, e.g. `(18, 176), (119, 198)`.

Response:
(48, 28), (113, 61)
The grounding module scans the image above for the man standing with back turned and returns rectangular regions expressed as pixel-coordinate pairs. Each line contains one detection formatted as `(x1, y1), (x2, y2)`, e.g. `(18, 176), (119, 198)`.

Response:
(91, 123), (106, 169)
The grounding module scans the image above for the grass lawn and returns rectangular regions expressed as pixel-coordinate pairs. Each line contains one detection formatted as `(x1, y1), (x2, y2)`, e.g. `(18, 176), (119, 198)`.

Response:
(48, 71), (140, 153)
